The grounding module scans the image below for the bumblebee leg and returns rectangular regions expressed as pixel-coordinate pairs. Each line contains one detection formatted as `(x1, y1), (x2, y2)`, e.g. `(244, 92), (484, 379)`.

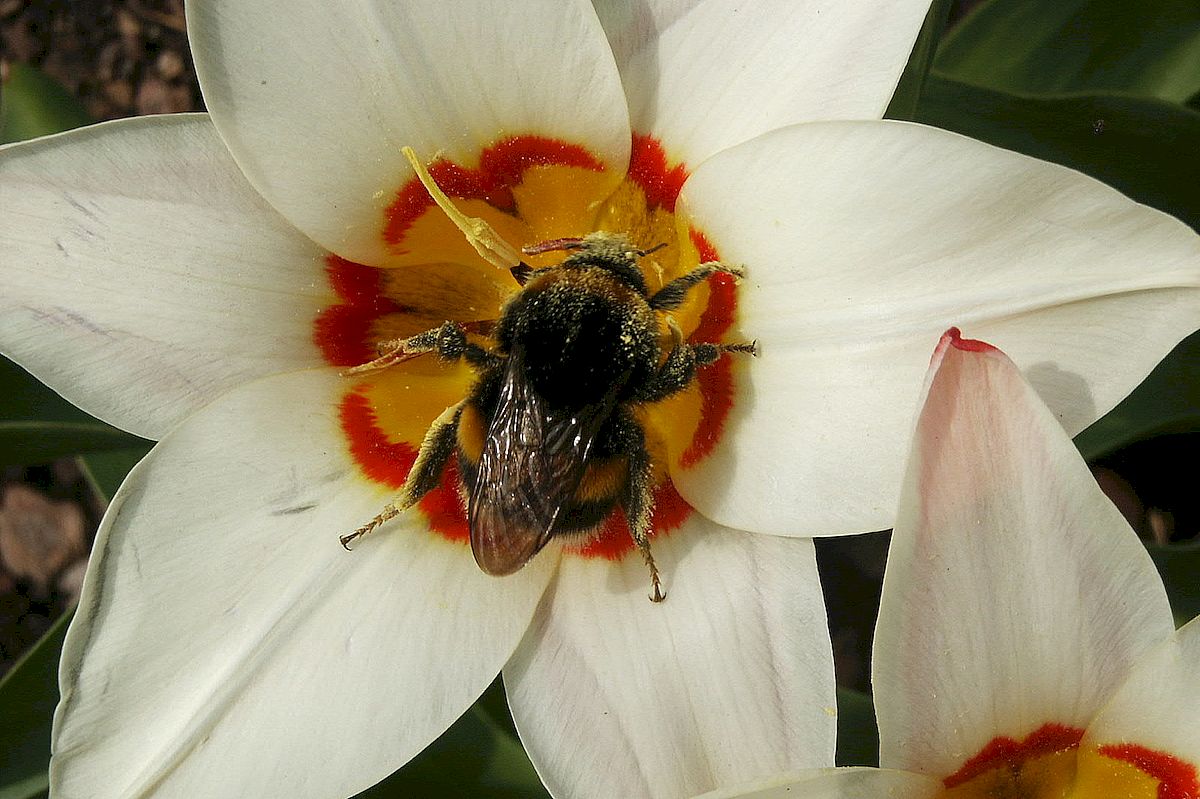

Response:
(343, 321), (496, 376)
(635, 319), (757, 404)
(611, 412), (665, 602)
(648, 261), (744, 311)
(340, 402), (463, 549)
(692, 340), (758, 364)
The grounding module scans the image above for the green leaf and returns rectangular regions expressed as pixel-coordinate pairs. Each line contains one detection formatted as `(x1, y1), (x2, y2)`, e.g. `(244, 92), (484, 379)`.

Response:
(0, 774), (46, 799)
(0, 356), (147, 466)
(0, 421), (143, 469)
(936, 0), (1200, 104)
(357, 686), (547, 799)
(0, 612), (68, 799)
(0, 62), (92, 144)
(914, 73), (1200, 231)
(835, 687), (879, 767)
(0, 450), (144, 798)
(473, 673), (522, 738)
(885, 0), (954, 121)
(79, 447), (152, 502)
(1148, 540), (1200, 626)
(1076, 331), (1200, 461)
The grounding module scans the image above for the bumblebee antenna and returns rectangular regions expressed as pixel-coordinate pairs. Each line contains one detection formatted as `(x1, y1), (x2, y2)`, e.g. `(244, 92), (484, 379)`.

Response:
(521, 237), (587, 255)
(634, 242), (668, 258)
(401, 146), (522, 272)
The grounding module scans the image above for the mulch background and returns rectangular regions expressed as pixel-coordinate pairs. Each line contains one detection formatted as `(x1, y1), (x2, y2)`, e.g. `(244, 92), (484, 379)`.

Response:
(2, 0), (199, 121)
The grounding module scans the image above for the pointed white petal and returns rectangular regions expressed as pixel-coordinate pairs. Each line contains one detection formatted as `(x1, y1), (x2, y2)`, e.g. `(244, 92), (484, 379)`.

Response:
(0, 115), (328, 440)
(673, 120), (1200, 537)
(51, 369), (555, 798)
(592, 0), (931, 167)
(505, 521), (834, 799)
(872, 331), (1175, 778)
(189, 0), (631, 266)
(694, 767), (941, 799)
(1084, 614), (1200, 768)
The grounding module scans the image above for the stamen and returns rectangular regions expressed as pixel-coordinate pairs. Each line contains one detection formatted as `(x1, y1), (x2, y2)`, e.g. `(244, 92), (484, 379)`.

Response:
(400, 146), (523, 272)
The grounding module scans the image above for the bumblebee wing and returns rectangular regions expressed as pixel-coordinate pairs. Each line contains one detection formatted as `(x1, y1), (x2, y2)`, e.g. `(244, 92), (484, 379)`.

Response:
(469, 348), (616, 575)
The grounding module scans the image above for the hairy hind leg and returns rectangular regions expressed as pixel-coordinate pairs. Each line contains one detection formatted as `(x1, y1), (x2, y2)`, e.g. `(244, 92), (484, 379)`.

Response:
(628, 445), (665, 603)
(607, 410), (665, 602)
(340, 402), (463, 549)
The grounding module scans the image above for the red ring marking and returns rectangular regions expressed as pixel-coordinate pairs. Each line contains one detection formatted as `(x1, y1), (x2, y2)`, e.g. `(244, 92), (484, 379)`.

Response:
(314, 254), (405, 367)
(681, 227), (737, 467)
(942, 723), (1085, 789)
(384, 135), (607, 249)
(627, 133), (689, 212)
(339, 388), (414, 490)
(1098, 743), (1200, 799)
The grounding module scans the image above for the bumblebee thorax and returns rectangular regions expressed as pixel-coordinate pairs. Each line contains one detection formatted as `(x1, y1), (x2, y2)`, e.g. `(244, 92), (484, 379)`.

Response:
(494, 268), (659, 408)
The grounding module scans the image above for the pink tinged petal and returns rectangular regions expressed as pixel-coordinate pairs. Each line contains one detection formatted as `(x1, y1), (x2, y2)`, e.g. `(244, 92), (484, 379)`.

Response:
(673, 120), (1200, 537)
(0, 115), (328, 440)
(591, 0), (931, 167)
(693, 767), (942, 799)
(504, 521), (834, 799)
(872, 330), (1176, 779)
(1084, 614), (1200, 769)
(51, 369), (555, 798)
(189, 0), (632, 267)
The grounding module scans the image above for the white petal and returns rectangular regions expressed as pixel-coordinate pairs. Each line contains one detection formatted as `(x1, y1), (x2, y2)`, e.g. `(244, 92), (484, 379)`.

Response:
(0, 115), (328, 440)
(1084, 614), (1200, 768)
(189, 0), (631, 266)
(592, 0), (931, 167)
(673, 120), (1200, 537)
(505, 521), (834, 799)
(872, 331), (1176, 778)
(694, 767), (941, 799)
(51, 369), (555, 798)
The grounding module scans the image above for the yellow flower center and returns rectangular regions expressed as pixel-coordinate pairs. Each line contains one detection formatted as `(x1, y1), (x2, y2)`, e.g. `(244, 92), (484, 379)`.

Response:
(313, 133), (743, 560)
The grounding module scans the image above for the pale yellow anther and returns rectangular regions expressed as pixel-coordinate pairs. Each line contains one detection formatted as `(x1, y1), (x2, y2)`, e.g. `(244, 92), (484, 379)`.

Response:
(401, 146), (522, 272)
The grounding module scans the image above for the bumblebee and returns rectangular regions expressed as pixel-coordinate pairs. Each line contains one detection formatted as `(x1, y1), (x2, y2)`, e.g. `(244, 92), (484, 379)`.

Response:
(340, 229), (752, 602)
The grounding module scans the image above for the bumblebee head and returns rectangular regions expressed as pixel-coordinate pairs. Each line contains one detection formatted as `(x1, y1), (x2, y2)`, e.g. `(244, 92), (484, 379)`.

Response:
(521, 232), (663, 296)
